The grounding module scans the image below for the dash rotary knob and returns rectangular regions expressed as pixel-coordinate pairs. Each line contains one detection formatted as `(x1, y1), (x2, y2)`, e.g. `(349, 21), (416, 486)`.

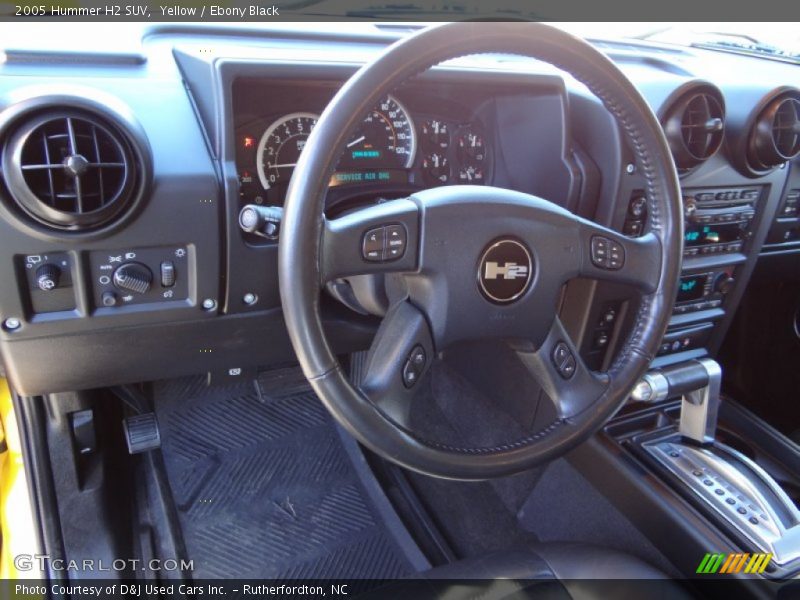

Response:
(35, 263), (61, 291)
(113, 262), (153, 294)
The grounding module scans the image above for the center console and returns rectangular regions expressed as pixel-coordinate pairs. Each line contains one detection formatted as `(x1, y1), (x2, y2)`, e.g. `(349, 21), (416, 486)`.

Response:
(630, 360), (800, 571)
(609, 183), (766, 369)
(569, 164), (800, 594)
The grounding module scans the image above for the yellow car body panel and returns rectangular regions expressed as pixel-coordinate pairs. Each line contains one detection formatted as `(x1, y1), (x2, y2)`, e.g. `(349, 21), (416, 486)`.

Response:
(0, 378), (40, 579)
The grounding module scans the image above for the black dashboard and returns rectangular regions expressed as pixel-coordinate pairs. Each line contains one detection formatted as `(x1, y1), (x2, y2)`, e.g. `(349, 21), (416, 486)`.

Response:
(0, 23), (798, 396)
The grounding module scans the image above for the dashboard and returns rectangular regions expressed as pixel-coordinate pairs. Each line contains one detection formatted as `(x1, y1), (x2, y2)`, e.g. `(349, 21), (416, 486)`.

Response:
(0, 23), (798, 396)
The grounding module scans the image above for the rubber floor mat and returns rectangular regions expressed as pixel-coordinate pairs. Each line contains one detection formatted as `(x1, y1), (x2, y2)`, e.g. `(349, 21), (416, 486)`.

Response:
(154, 368), (422, 579)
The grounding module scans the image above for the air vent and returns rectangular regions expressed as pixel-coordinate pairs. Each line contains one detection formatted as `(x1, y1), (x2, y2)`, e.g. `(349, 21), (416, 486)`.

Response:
(748, 94), (800, 170)
(1, 110), (138, 231)
(662, 88), (725, 170)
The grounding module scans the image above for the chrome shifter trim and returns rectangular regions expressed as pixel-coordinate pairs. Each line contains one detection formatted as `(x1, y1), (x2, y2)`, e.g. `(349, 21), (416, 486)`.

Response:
(679, 358), (722, 444)
(645, 439), (800, 566)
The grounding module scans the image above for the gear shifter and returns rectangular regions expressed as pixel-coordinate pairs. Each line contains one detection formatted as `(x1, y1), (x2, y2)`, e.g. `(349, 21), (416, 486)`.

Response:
(632, 359), (800, 567)
(631, 358), (722, 444)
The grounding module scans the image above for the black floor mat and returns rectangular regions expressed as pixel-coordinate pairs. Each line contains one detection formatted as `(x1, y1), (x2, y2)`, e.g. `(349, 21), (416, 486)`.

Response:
(154, 368), (423, 579)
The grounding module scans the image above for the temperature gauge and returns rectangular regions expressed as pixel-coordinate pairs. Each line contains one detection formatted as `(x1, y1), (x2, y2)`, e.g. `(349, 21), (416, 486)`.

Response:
(422, 119), (450, 150)
(423, 153), (450, 184)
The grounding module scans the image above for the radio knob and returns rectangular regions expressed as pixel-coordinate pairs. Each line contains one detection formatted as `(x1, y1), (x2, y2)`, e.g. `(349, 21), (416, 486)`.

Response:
(714, 273), (735, 295)
(113, 262), (153, 294)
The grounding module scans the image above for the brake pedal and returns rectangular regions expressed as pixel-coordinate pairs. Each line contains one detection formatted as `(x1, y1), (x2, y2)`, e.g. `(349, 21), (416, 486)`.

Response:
(123, 413), (161, 454)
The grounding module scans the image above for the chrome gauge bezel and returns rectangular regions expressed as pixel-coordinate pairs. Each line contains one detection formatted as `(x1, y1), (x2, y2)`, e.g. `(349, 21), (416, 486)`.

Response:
(256, 111), (320, 190)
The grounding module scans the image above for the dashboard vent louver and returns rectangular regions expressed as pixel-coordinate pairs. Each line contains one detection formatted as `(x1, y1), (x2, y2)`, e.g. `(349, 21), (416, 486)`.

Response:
(748, 94), (800, 170)
(2, 111), (138, 231)
(662, 88), (725, 170)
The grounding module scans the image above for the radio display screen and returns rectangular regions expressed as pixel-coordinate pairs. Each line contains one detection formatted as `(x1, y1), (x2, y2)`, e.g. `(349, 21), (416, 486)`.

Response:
(677, 274), (707, 303)
(684, 223), (742, 247)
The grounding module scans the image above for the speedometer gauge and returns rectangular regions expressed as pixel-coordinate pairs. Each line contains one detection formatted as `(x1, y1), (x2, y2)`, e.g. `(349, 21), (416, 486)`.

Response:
(341, 96), (416, 169)
(256, 112), (319, 190)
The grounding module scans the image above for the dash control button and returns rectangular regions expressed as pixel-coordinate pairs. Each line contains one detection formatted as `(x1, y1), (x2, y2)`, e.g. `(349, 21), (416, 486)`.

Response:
(362, 227), (384, 262)
(384, 225), (407, 261)
(160, 261), (176, 288)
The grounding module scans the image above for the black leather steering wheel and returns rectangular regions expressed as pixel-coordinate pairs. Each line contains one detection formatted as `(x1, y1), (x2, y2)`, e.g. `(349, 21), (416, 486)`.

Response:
(279, 22), (682, 480)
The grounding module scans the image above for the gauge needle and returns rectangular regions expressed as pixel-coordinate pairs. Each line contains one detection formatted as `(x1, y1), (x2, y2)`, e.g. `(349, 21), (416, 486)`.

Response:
(270, 163), (297, 169)
(347, 135), (366, 148)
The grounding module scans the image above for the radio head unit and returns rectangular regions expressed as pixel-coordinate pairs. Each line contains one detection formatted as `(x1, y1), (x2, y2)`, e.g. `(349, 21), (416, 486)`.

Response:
(682, 186), (761, 257)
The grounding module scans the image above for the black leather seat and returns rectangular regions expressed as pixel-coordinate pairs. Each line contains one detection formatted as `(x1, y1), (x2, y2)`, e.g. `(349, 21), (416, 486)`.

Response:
(364, 542), (694, 600)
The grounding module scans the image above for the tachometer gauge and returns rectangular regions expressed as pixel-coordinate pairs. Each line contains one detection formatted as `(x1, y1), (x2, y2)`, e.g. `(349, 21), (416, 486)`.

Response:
(256, 112), (319, 190)
(342, 96), (416, 169)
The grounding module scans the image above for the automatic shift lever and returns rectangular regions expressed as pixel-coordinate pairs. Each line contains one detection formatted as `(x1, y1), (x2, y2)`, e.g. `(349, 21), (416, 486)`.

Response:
(675, 359), (722, 444)
(631, 358), (722, 444)
(634, 359), (800, 567)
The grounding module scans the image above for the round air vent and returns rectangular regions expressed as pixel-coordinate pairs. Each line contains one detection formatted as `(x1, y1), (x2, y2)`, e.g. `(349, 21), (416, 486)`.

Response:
(1, 110), (139, 231)
(662, 88), (725, 170)
(748, 94), (800, 170)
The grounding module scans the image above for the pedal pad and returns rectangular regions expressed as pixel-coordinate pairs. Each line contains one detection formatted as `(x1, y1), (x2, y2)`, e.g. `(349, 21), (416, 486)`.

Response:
(123, 413), (161, 454)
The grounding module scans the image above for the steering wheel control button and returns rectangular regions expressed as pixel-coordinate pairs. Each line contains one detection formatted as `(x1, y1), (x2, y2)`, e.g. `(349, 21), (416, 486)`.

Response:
(362, 224), (408, 262)
(384, 225), (407, 260)
(553, 342), (569, 365)
(478, 239), (533, 304)
(552, 342), (576, 379)
(591, 236), (625, 270)
(402, 344), (427, 388)
(362, 227), (384, 262)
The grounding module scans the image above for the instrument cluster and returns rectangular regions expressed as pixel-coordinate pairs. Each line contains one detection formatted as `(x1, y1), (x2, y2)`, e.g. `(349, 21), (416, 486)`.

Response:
(235, 93), (492, 208)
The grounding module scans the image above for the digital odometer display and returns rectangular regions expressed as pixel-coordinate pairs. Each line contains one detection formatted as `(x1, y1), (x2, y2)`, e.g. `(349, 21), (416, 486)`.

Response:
(677, 274), (707, 303)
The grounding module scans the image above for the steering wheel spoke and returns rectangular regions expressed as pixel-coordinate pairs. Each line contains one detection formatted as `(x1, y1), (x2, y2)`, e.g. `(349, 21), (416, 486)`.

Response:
(516, 317), (610, 419)
(320, 198), (420, 283)
(357, 300), (434, 428)
(578, 222), (662, 294)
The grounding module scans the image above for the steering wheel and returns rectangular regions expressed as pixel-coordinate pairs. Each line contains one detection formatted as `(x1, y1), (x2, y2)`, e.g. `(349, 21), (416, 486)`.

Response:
(279, 22), (682, 480)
